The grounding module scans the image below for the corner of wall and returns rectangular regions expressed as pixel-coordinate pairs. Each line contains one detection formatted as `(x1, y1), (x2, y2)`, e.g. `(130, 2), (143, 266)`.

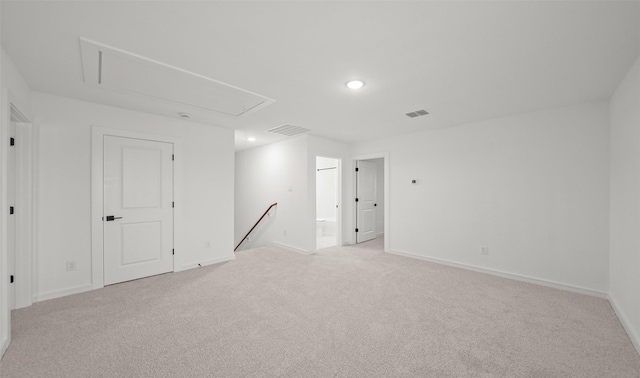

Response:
(608, 293), (640, 356)
(608, 52), (640, 359)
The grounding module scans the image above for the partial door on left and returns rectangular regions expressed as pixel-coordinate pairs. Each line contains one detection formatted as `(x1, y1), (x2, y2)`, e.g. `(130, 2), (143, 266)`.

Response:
(7, 122), (16, 309)
(103, 136), (174, 285)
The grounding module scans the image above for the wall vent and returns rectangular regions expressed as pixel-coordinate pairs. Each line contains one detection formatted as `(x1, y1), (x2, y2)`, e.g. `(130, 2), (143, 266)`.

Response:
(405, 109), (429, 118)
(265, 124), (311, 136)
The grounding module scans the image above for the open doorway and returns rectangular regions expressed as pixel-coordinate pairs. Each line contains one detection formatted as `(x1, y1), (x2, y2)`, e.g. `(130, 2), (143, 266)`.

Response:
(316, 156), (340, 250)
(355, 158), (384, 245)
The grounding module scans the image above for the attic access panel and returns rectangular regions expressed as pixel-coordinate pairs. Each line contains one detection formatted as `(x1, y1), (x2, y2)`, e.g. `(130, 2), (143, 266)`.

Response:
(80, 38), (275, 117)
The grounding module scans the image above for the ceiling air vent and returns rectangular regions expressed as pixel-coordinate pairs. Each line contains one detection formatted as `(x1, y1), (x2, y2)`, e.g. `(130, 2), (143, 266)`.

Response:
(405, 109), (429, 118)
(265, 124), (311, 137)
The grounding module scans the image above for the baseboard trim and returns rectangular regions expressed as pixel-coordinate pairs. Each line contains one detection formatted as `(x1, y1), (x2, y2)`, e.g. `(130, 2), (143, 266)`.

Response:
(0, 336), (9, 359)
(35, 283), (94, 302)
(177, 254), (235, 272)
(608, 294), (640, 356)
(34, 256), (236, 302)
(273, 242), (313, 255)
(387, 249), (607, 298)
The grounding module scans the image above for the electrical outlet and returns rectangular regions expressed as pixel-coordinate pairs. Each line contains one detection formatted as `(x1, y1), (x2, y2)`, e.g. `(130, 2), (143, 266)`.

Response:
(480, 246), (489, 255)
(283, 230), (287, 237)
(66, 260), (77, 271)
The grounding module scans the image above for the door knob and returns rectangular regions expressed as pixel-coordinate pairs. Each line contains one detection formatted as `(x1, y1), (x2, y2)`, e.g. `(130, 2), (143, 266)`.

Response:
(105, 215), (123, 221)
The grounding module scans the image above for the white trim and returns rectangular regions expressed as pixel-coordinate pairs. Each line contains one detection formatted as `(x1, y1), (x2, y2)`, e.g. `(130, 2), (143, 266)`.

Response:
(0, 89), (11, 358)
(0, 337), (8, 359)
(0, 91), (30, 356)
(351, 152), (390, 253)
(13, 121), (34, 309)
(608, 294), (640, 356)
(9, 103), (30, 123)
(176, 254), (235, 272)
(388, 248), (608, 298)
(273, 242), (314, 255)
(34, 283), (93, 302)
(91, 126), (181, 290)
(31, 120), (40, 303)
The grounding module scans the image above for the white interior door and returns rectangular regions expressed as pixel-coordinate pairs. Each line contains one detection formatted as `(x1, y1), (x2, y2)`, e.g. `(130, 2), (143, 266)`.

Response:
(7, 122), (16, 309)
(356, 160), (377, 243)
(103, 136), (174, 285)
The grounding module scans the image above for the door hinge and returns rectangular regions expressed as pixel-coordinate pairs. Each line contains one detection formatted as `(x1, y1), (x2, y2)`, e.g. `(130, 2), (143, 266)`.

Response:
(355, 167), (359, 172)
(172, 249), (175, 255)
(10, 275), (14, 284)
(10, 138), (15, 146)
(172, 154), (174, 161)
(355, 228), (359, 232)
(355, 198), (359, 202)
(172, 202), (174, 208)
(9, 206), (14, 215)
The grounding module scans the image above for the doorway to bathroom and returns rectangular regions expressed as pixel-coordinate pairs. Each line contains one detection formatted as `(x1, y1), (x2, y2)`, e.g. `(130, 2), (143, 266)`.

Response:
(316, 156), (341, 250)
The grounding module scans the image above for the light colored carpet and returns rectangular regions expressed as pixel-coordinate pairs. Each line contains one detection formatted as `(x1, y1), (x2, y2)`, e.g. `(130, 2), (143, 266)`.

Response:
(1, 238), (639, 377)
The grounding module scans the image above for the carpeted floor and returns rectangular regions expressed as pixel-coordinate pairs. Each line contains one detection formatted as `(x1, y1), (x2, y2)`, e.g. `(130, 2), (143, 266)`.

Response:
(1, 238), (639, 377)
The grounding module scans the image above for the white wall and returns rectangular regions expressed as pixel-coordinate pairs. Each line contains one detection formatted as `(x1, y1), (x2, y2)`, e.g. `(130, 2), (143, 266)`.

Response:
(33, 92), (235, 300)
(609, 54), (640, 353)
(352, 101), (610, 294)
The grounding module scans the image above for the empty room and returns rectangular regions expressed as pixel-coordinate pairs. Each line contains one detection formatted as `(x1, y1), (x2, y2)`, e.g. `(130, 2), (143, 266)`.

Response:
(1, 1), (640, 376)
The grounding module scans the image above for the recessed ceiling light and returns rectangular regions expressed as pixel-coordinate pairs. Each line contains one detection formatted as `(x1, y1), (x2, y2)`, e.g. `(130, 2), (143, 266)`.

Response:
(346, 80), (365, 90)
(247, 137), (256, 142)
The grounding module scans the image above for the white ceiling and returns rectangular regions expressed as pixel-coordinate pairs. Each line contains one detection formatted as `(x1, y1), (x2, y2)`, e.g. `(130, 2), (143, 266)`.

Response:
(2, 1), (640, 151)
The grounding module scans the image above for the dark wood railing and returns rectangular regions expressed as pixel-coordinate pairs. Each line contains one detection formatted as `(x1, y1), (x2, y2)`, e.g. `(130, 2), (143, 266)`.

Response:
(235, 203), (278, 251)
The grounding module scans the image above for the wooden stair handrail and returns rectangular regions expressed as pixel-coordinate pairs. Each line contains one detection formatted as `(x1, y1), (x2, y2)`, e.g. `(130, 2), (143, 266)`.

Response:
(235, 203), (278, 251)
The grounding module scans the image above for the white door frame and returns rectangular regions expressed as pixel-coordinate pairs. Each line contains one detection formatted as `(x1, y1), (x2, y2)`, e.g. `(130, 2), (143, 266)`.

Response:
(351, 152), (390, 252)
(314, 155), (342, 251)
(354, 160), (377, 244)
(0, 90), (11, 356)
(91, 126), (181, 289)
(1, 91), (34, 356)
(11, 105), (34, 309)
